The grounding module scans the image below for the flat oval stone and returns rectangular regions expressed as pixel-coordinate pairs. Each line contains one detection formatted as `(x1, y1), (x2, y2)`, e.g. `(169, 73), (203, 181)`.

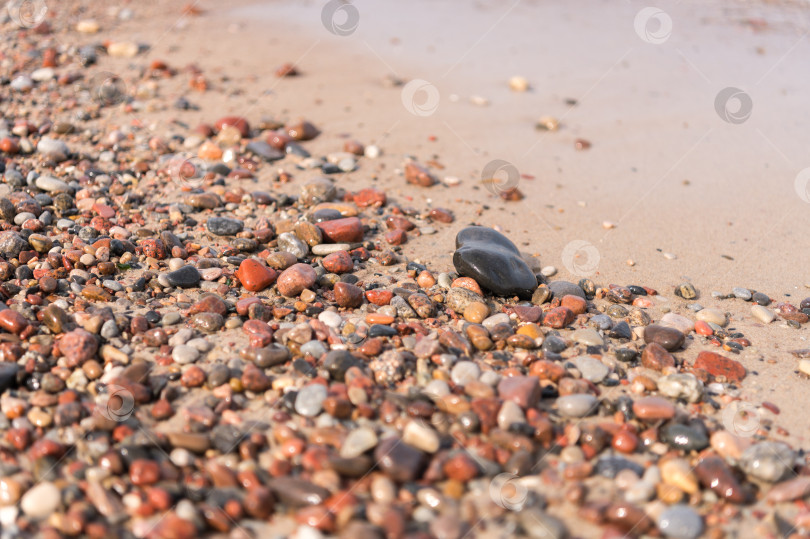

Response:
(657, 504), (703, 539)
(295, 384), (328, 417)
(206, 217), (243, 236)
(751, 305), (775, 323)
(632, 396), (676, 420)
(643, 324), (685, 351)
(661, 423), (708, 452)
(165, 265), (200, 288)
(557, 394), (598, 417)
(571, 328), (603, 346)
(20, 481), (61, 518)
(340, 426), (378, 458)
(696, 308), (727, 327)
(452, 226), (537, 298)
(573, 356), (609, 383)
(547, 280), (586, 299)
(694, 351), (746, 382)
(659, 313), (694, 334)
(740, 442), (795, 483)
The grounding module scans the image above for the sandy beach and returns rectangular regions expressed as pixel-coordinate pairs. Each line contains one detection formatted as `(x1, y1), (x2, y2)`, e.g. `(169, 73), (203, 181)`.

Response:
(1, 0), (810, 537)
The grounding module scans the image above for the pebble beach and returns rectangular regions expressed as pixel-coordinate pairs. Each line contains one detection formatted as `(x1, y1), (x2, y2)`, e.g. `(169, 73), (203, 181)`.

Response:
(1, 1), (810, 538)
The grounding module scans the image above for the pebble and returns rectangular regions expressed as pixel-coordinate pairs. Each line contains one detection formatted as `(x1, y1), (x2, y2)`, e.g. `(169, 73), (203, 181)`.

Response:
(732, 287), (752, 300)
(20, 482), (60, 519)
(165, 265), (201, 288)
(740, 442), (795, 482)
(236, 259), (277, 292)
(452, 226), (537, 298)
(295, 384), (328, 417)
(659, 313), (694, 334)
(751, 305), (775, 323)
(657, 373), (703, 403)
(172, 345), (200, 364)
(696, 308), (727, 327)
(557, 394), (598, 417)
(694, 351), (746, 382)
(547, 280), (586, 299)
(657, 505), (703, 539)
(35, 175), (70, 192)
(643, 324), (685, 351)
(573, 356), (609, 383)
(278, 232), (309, 258)
(402, 421), (440, 453)
(450, 361), (480, 385)
(37, 137), (69, 161)
(277, 263), (317, 297)
(571, 328), (603, 346)
(206, 217), (243, 236)
(340, 427), (378, 458)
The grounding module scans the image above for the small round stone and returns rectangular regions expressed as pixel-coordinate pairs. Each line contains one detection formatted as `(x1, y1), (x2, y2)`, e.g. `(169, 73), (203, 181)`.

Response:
(657, 505), (703, 539)
(295, 384), (328, 417)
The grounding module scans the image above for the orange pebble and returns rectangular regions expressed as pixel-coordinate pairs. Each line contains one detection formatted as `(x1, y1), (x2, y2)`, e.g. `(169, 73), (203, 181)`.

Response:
(451, 277), (483, 296)
(695, 320), (713, 336)
(366, 313), (395, 325)
(632, 297), (654, 308)
(198, 140), (222, 160)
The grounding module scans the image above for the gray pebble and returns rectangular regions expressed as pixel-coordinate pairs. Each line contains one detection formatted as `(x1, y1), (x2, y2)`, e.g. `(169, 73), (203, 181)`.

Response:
(657, 504), (703, 539)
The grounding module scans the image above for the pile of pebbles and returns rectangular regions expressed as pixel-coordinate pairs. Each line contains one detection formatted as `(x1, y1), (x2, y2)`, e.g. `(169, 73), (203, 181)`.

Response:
(0, 4), (809, 539)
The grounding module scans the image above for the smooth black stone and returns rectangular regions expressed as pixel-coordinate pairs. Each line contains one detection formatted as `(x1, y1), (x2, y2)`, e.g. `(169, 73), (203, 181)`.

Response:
(661, 423), (709, 452)
(595, 455), (644, 478)
(252, 345), (290, 368)
(752, 292), (770, 306)
(322, 350), (362, 382)
(615, 348), (638, 362)
(322, 163), (341, 174)
(628, 285), (647, 296)
(206, 217), (243, 236)
(246, 140), (284, 162)
(0, 362), (19, 392)
(547, 280), (586, 300)
(145, 311), (161, 324)
(165, 265), (200, 288)
(452, 226), (537, 298)
(210, 164), (231, 176)
(541, 335), (568, 354)
(211, 424), (243, 453)
(609, 321), (632, 339)
(286, 142), (310, 158)
(374, 437), (427, 482)
(269, 477), (330, 507)
(368, 324), (398, 338)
